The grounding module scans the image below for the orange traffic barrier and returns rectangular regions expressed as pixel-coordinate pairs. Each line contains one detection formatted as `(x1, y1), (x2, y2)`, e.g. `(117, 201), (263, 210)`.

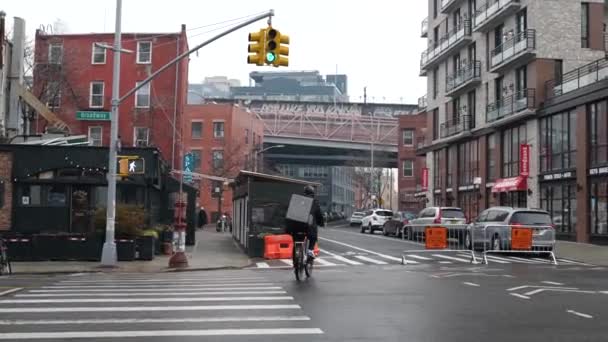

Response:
(264, 234), (293, 260)
(425, 227), (448, 249)
(511, 227), (533, 250)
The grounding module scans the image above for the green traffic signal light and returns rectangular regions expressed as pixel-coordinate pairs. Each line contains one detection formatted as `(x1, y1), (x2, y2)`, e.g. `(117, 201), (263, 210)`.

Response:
(266, 52), (276, 63)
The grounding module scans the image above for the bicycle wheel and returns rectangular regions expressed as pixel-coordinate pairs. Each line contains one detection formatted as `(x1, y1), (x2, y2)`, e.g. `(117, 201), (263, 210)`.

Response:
(293, 245), (304, 281)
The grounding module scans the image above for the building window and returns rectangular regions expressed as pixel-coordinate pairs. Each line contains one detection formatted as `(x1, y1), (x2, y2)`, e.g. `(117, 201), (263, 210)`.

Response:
(48, 43), (63, 64)
(432, 68), (439, 99)
(590, 180), (608, 236)
(447, 146), (457, 188)
(433, 150), (443, 189)
(133, 127), (149, 147)
(402, 129), (415, 146)
(499, 191), (527, 208)
(191, 149), (202, 172)
(516, 65), (527, 94)
(245, 129), (250, 144)
(135, 81), (150, 108)
(539, 110), (576, 172)
(45, 81), (61, 108)
(191, 122), (203, 139)
(501, 124), (526, 177)
(46, 184), (67, 207)
(213, 122), (225, 138)
(467, 90), (476, 127)
(433, 0), (438, 18)
(88, 126), (103, 146)
(89, 81), (104, 108)
(516, 8), (527, 35)
(91, 43), (106, 64)
(459, 191), (480, 222)
(541, 182), (577, 236)
(581, 3), (590, 48)
(137, 41), (152, 64)
(487, 133), (497, 181)
(402, 160), (414, 177)
(432, 108), (439, 140)
(589, 100), (608, 166)
(20, 185), (42, 206)
(458, 139), (479, 186)
(212, 150), (224, 170)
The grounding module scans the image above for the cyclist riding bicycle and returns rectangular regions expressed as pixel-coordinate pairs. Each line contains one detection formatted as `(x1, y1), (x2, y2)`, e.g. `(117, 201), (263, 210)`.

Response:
(299, 185), (324, 258)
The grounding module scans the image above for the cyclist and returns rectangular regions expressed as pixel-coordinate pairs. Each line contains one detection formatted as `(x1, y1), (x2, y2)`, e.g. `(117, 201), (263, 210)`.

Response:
(302, 185), (324, 259)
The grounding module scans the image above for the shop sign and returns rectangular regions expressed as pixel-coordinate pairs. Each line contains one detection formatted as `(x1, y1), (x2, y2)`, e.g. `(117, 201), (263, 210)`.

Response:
(542, 171), (574, 181)
(422, 168), (429, 190)
(520, 144), (530, 177)
(589, 167), (608, 176)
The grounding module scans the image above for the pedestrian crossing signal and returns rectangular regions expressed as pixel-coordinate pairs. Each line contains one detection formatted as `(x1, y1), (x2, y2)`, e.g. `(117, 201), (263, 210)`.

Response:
(117, 156), (145, 175)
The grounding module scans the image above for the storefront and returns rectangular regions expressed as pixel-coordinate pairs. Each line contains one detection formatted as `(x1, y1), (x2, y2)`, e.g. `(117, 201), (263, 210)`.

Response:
(491, 176), (527, 208)
(589, 167), (608, 240)
(539, 171), (577, 240)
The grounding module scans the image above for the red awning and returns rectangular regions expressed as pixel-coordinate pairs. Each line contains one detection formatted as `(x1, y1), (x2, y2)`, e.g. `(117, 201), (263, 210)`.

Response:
(491, 176), (527, 193)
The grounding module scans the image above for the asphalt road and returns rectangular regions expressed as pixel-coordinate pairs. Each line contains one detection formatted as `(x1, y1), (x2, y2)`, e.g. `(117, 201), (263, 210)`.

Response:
(0, 223), (605, 341)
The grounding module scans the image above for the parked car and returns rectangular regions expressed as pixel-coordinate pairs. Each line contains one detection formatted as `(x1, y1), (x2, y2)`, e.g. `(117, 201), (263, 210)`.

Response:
(404, 207), (467, 240)
(360, 209), (394, 234)
(466, 207), (555, 251)
(349, 212), (366, 226)
(382, 211), (416, 237)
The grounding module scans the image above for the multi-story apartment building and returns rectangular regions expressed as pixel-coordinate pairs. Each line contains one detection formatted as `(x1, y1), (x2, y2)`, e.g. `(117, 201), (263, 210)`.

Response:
(33, 26), (189, 167)
(417, 0), (607, 243)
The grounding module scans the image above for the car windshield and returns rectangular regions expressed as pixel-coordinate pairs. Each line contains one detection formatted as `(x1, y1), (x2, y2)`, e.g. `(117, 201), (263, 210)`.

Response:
(442, 209), (464, 218)
(510, 212), (552, 225)
(402, 212), (416, 220)
(376, 211), (393, 216)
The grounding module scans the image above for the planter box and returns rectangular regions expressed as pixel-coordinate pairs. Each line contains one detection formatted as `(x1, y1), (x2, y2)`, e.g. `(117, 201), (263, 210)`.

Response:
(3, 235), (33, 261)
(116, 239), (136, 261)
(65, 235), (87, 261)
(82, 235), (103, 261)
(136, 236), (155, 261)
(33, 234), (64, 261)
(247, 235), (265, 258)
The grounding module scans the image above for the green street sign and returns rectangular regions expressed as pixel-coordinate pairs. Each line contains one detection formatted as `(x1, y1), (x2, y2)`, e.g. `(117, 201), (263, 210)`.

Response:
(76, 111), (111, 121)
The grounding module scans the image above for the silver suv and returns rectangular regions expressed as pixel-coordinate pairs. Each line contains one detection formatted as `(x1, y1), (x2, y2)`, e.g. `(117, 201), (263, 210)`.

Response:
(465, 207), (555, 251)
(405, 207), (467, 240)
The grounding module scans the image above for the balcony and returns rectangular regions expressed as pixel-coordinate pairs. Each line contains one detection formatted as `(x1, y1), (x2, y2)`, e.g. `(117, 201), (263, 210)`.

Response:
(420, 20), (472, 74)
(417, 95), (428, 112)
(421, 18), (428, 38)
(440, 114), (472, 139)
(446, 61), (482, 97)
(473, 0), (521, 32)
(546, 57), (608, 99)
(441, 0), (464, 14)
(486, 88), (535, 123)
(490, 29), (536, 73)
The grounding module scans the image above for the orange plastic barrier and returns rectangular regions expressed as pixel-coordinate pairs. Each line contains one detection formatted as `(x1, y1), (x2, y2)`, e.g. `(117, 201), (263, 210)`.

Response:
(511, 227), (533, 250)
(264, 234), (294, 260)
(425, 227), (448, 249)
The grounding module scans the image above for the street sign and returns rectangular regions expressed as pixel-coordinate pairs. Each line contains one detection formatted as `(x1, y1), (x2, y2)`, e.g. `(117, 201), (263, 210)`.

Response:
(76, 111), (111, 121)
(117, 156), (145, 175)
(183, 152), (193, 183)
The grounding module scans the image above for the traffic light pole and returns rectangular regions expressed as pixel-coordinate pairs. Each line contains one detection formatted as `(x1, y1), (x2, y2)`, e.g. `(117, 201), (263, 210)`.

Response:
(100, 2), (275, 266)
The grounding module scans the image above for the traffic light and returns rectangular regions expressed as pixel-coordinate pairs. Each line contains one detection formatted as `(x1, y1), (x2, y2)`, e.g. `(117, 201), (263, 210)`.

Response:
(117, 156), (145, 175)
(118, 158), (129, 175)
(265, 28), (289, 67)
(247, 28), (267, 66)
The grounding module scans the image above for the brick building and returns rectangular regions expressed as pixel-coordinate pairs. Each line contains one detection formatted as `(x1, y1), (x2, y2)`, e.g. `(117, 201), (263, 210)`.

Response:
(33, 26), (189, 167)
(398, 111), (428, 213)
(184, 103), (264, 221)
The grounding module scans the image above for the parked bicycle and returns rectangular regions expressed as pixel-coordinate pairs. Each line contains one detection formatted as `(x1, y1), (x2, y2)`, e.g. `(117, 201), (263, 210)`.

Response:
(0, 239), (11, 276)
(292, 231), (313, 281)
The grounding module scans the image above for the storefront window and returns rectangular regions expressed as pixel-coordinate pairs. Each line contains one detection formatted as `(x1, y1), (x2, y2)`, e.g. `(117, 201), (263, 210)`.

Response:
(458, 191), (479, 221)
(540, 182), (576, 236)
(590, 181), (608, 236)
(47, 184), (67, 206)
(20, 185), (42, 206)
(458, 140), (479, 185)
(447, 146), (457, 188)
(433, 151), (443, 189)
(499, 191), (527, 208)
(589, 100), (608, 166)
(540, 110), (576, 172)
(502, 125), (526, 177)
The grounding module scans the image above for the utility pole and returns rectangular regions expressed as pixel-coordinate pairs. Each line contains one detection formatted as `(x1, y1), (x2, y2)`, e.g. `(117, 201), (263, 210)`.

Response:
(366, 86), (375, 208)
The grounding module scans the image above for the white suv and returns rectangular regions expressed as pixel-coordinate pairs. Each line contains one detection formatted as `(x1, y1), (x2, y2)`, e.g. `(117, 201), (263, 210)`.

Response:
(360, 209), (393, 234)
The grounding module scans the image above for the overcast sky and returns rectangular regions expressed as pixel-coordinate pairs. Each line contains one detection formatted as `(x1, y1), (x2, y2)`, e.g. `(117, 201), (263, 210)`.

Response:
(3, 0), (428, 104)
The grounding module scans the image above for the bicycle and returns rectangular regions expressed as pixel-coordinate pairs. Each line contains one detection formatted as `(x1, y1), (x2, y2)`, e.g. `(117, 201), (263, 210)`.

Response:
(0, 239), (11, 276)
(292, 231), (313, 281)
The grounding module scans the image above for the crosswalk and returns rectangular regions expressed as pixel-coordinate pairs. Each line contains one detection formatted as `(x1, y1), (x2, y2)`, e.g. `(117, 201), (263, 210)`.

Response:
(249, 250), (595, 269)
(0, 273), (323, 340)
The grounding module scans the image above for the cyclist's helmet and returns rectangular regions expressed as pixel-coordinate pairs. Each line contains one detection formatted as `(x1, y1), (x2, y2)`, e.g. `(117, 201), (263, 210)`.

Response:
(303, 185), (315, 196)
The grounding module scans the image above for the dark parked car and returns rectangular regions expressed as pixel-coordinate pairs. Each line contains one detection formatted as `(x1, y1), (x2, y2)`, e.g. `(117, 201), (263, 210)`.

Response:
(382, 211), (416, 237)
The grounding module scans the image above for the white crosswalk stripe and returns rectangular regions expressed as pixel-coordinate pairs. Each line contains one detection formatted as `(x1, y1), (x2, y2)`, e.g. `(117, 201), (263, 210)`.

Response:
(0, 274), (324, 340)
(354, 255), (388, 264)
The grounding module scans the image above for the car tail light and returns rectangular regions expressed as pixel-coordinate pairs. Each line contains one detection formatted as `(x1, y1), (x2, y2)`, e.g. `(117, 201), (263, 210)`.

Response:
(510, 222), (523, 227)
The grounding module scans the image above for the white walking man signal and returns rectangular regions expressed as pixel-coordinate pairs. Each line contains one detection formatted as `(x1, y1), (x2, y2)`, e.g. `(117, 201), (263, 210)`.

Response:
(129, 161), (136, 172)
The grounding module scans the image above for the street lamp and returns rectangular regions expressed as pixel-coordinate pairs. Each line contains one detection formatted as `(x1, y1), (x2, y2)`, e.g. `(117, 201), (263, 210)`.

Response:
(254, 144), (284, 172)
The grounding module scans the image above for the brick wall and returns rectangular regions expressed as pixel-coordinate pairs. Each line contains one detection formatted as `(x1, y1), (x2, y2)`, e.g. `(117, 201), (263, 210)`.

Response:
(0, 151), (12, 231)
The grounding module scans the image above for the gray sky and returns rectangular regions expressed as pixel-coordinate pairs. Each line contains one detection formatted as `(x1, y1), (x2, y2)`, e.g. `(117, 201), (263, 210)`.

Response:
(3, 0), (427, 104)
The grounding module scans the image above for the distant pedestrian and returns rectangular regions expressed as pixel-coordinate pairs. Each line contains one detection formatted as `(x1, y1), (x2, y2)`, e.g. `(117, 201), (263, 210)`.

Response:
(198, 207), (208, 228)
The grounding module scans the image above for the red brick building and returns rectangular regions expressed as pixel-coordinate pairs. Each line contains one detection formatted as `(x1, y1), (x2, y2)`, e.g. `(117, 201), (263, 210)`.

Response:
(398, 112), (427, 213)
(33, 26), (189, 167)
(184, 103), (264, 220)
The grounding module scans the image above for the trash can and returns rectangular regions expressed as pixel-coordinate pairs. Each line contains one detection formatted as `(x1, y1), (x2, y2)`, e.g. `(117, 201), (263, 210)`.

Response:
(136, 236), (155, 261)
(116, 239), (136, 261)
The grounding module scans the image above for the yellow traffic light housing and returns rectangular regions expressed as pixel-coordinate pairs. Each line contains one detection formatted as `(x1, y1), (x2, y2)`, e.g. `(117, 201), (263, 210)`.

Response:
(265, 28), (289, 67)
(247, 28), (267, 66)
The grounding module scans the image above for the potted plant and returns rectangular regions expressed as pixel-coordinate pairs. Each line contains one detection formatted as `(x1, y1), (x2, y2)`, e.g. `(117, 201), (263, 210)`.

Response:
(94, 204), (146, 261)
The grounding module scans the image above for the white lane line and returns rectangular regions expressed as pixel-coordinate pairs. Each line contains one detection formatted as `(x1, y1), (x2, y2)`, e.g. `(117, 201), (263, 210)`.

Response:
(558, 259), (594, 266)
(508, 286), (529, 291)
(59, 277), (264, 284)
(0, 296), (294, 304)
(256, 262), (270, 268)
(567, 310), (593, 319)
(406, 254), (433, 260)
(280, 259), (293, 267)
(17, 291), (288, 297)
(0, 304), (302, 313)
(0, 328), (324, 339)
(0, 316), (312, 325)
(462, 282), (480, 287)
(431, 254), (471, 263)
(541, 281), (564, 286)
(438, 261), (453, 264)
(29, 287), (282, 293)
(506, 256), (540, 264)
(482, 255), (511, 264)
(314, 258), (337, 266)
(42, 283), (275, 289)
(54, 280), (270, 286)
(0, 288), (22, 297)
(354, 255), (388, 265)
(320, 249), (363, 265)
(524, 289), (545, 296)
(509, 293), (530, 300)
(531, 258), (552, 263)
(319, 237), (402, 263)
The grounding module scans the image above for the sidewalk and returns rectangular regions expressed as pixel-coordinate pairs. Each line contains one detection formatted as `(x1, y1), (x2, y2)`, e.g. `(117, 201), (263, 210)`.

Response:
(555, 241), (608, 266)
(8, 228), (251, 274)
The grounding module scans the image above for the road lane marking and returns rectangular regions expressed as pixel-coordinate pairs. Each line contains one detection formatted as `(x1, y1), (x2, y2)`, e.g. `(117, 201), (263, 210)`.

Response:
(314, 258), (337, 266)
(0, 316), (311, 325)
(505, 256), (540, 264)
(59, 277), (265, 284)
(17, 291), (288, 297)
(42, 283), (275, 289)
(55, 280), (270, 286)
(325, 228), (424, 246)
(354, 256), (388, 265)
(541, 281), (564, 286)
(482, 256), (511, 264)
(406, 254), (432, 260)
(0, 328), (324, 339)
(0, 296), (294, 304)
(524, 289), (545, 296)
(567, 310), (593, 319)
(462, 282), (480, 287)
(319, 236), (404, 262)
(531, 258), (552, 263)
(431, 254), (471, 263)
(0, 304), (302, 313)
(320, 249), (363, 265)
(280, 259), (293, 267)
(509, 293), (530, 300)
(557, 259), (594, 266)
(508, 285), (578, 292)
(0, 288), (22, 297)
(256, 262), (270, 268)
(29, 287), (283, 293)
(438, 261), (453, 264)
